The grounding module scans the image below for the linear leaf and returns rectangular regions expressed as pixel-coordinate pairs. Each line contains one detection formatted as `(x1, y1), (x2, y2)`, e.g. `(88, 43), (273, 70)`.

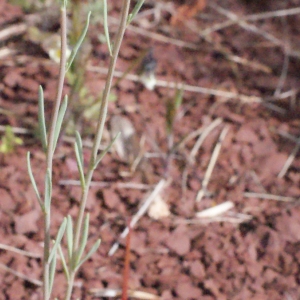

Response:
(48, 218), (67, 264)
(58, 244), (70, 281)
(103, 0), (112, 56)
(27, 152), (44, 211)
(74, 132), (85, 188)
(127, 0), (145, 24)
(49, 246), (57, 295)
(94, 132), (120, 170)
(44, 168), (52, 213)
(66, 11), (91, 73)
(75, 214), (89, 267)
(66, 215), (73, 262)
(38, 86), (47, 152)
(53, 95), (68, 154)
(174, 88), (184, 110)
(75, 239), (101, 271)
(75, 131), (83, 166)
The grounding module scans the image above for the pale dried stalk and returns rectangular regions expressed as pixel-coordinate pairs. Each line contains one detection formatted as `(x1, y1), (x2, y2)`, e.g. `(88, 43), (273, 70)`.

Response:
(196, 126), (230, 202)
(0, 243), (41, 258)
(108, 179), (167, 256)
(244, 192), (296, 202)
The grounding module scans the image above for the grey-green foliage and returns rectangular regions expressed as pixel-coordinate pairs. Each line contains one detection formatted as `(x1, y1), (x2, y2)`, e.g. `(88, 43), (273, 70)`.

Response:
(26, 0), (145, 298)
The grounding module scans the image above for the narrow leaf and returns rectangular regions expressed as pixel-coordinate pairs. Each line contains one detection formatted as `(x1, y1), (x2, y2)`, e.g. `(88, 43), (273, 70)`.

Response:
(66, 215), (73, 262)
(58, 244), (70, 281)
(165, 98), (176, 135)
(75, 131), (83, 166)
(53, 95), (68, 153)
(27, 152), (44, 211)
(74, 132), (85, 188)
(44, 168), (52, 213)
(127, 0), (145, 24)
(49, 247), (57, 295)
(93, 132), (120, 170)
(174, 87), (184, 110)
(66, 11), (91, 73)
(103, 0), (112, 56)
(38, 86), (47, 152)
(75, 239), (101, 271)
(75, 214), (89, 267)
(48, 218), (67, 264)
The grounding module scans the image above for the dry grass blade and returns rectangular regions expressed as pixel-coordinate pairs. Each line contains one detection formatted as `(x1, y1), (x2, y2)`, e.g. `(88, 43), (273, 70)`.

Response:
(242, 6), (300, 22)
(196, 201), (234, 218)
(90, 288), (160, 299)
(0, 263), (42, 286)
(176, 213), (252, 225)
(0, 243), (42, 258)
(202, 6), (300, 34)
(209, 3), (282, 46)
(59, 179), (152, 190)
(0, 23), (27, 42)
(108, 16), (198, 50)
(196, 126), (230, 202)
(108, 179), (167, 256)
(224, 53), (272, 73)
(244, 192), (296, 202)
(278, 138), (300, 178)
(88, 65), (262, 102)
(189, 118), (223, 163)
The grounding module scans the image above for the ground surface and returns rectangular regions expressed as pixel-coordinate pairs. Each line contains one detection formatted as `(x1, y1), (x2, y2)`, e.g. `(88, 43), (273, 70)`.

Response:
(1, 0), (300, 299)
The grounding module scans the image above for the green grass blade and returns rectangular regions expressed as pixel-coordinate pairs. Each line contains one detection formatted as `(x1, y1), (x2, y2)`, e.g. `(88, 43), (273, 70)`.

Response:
(52, 95), (68, 154)
(44, 168), (52, 213)
(75, 214), (89, 267)
(48, 218), (67, 264)
(38, 86), (47, 152)
(127, 0), (145, 24)
(76, 239), (101, 271)
(65, 11), (91, 73)
(103, 0), (112, 56)
(27, 152), (44, 211)
(93, 132), (120, 170)
(66, 215), (73, 262)
(74, 132), (85, 188)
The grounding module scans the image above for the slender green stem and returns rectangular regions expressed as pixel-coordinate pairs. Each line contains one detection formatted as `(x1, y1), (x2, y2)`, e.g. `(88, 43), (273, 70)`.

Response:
(43, 6), (68, 300)
(63, 1), (132, 298)
(64, 273), (75, 300)
(74, 0), (131, 251)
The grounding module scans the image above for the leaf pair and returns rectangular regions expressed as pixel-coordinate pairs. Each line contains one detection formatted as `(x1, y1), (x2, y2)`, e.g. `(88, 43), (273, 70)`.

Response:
(103, 0), (145, 56)
(38, 86), (68, 155)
